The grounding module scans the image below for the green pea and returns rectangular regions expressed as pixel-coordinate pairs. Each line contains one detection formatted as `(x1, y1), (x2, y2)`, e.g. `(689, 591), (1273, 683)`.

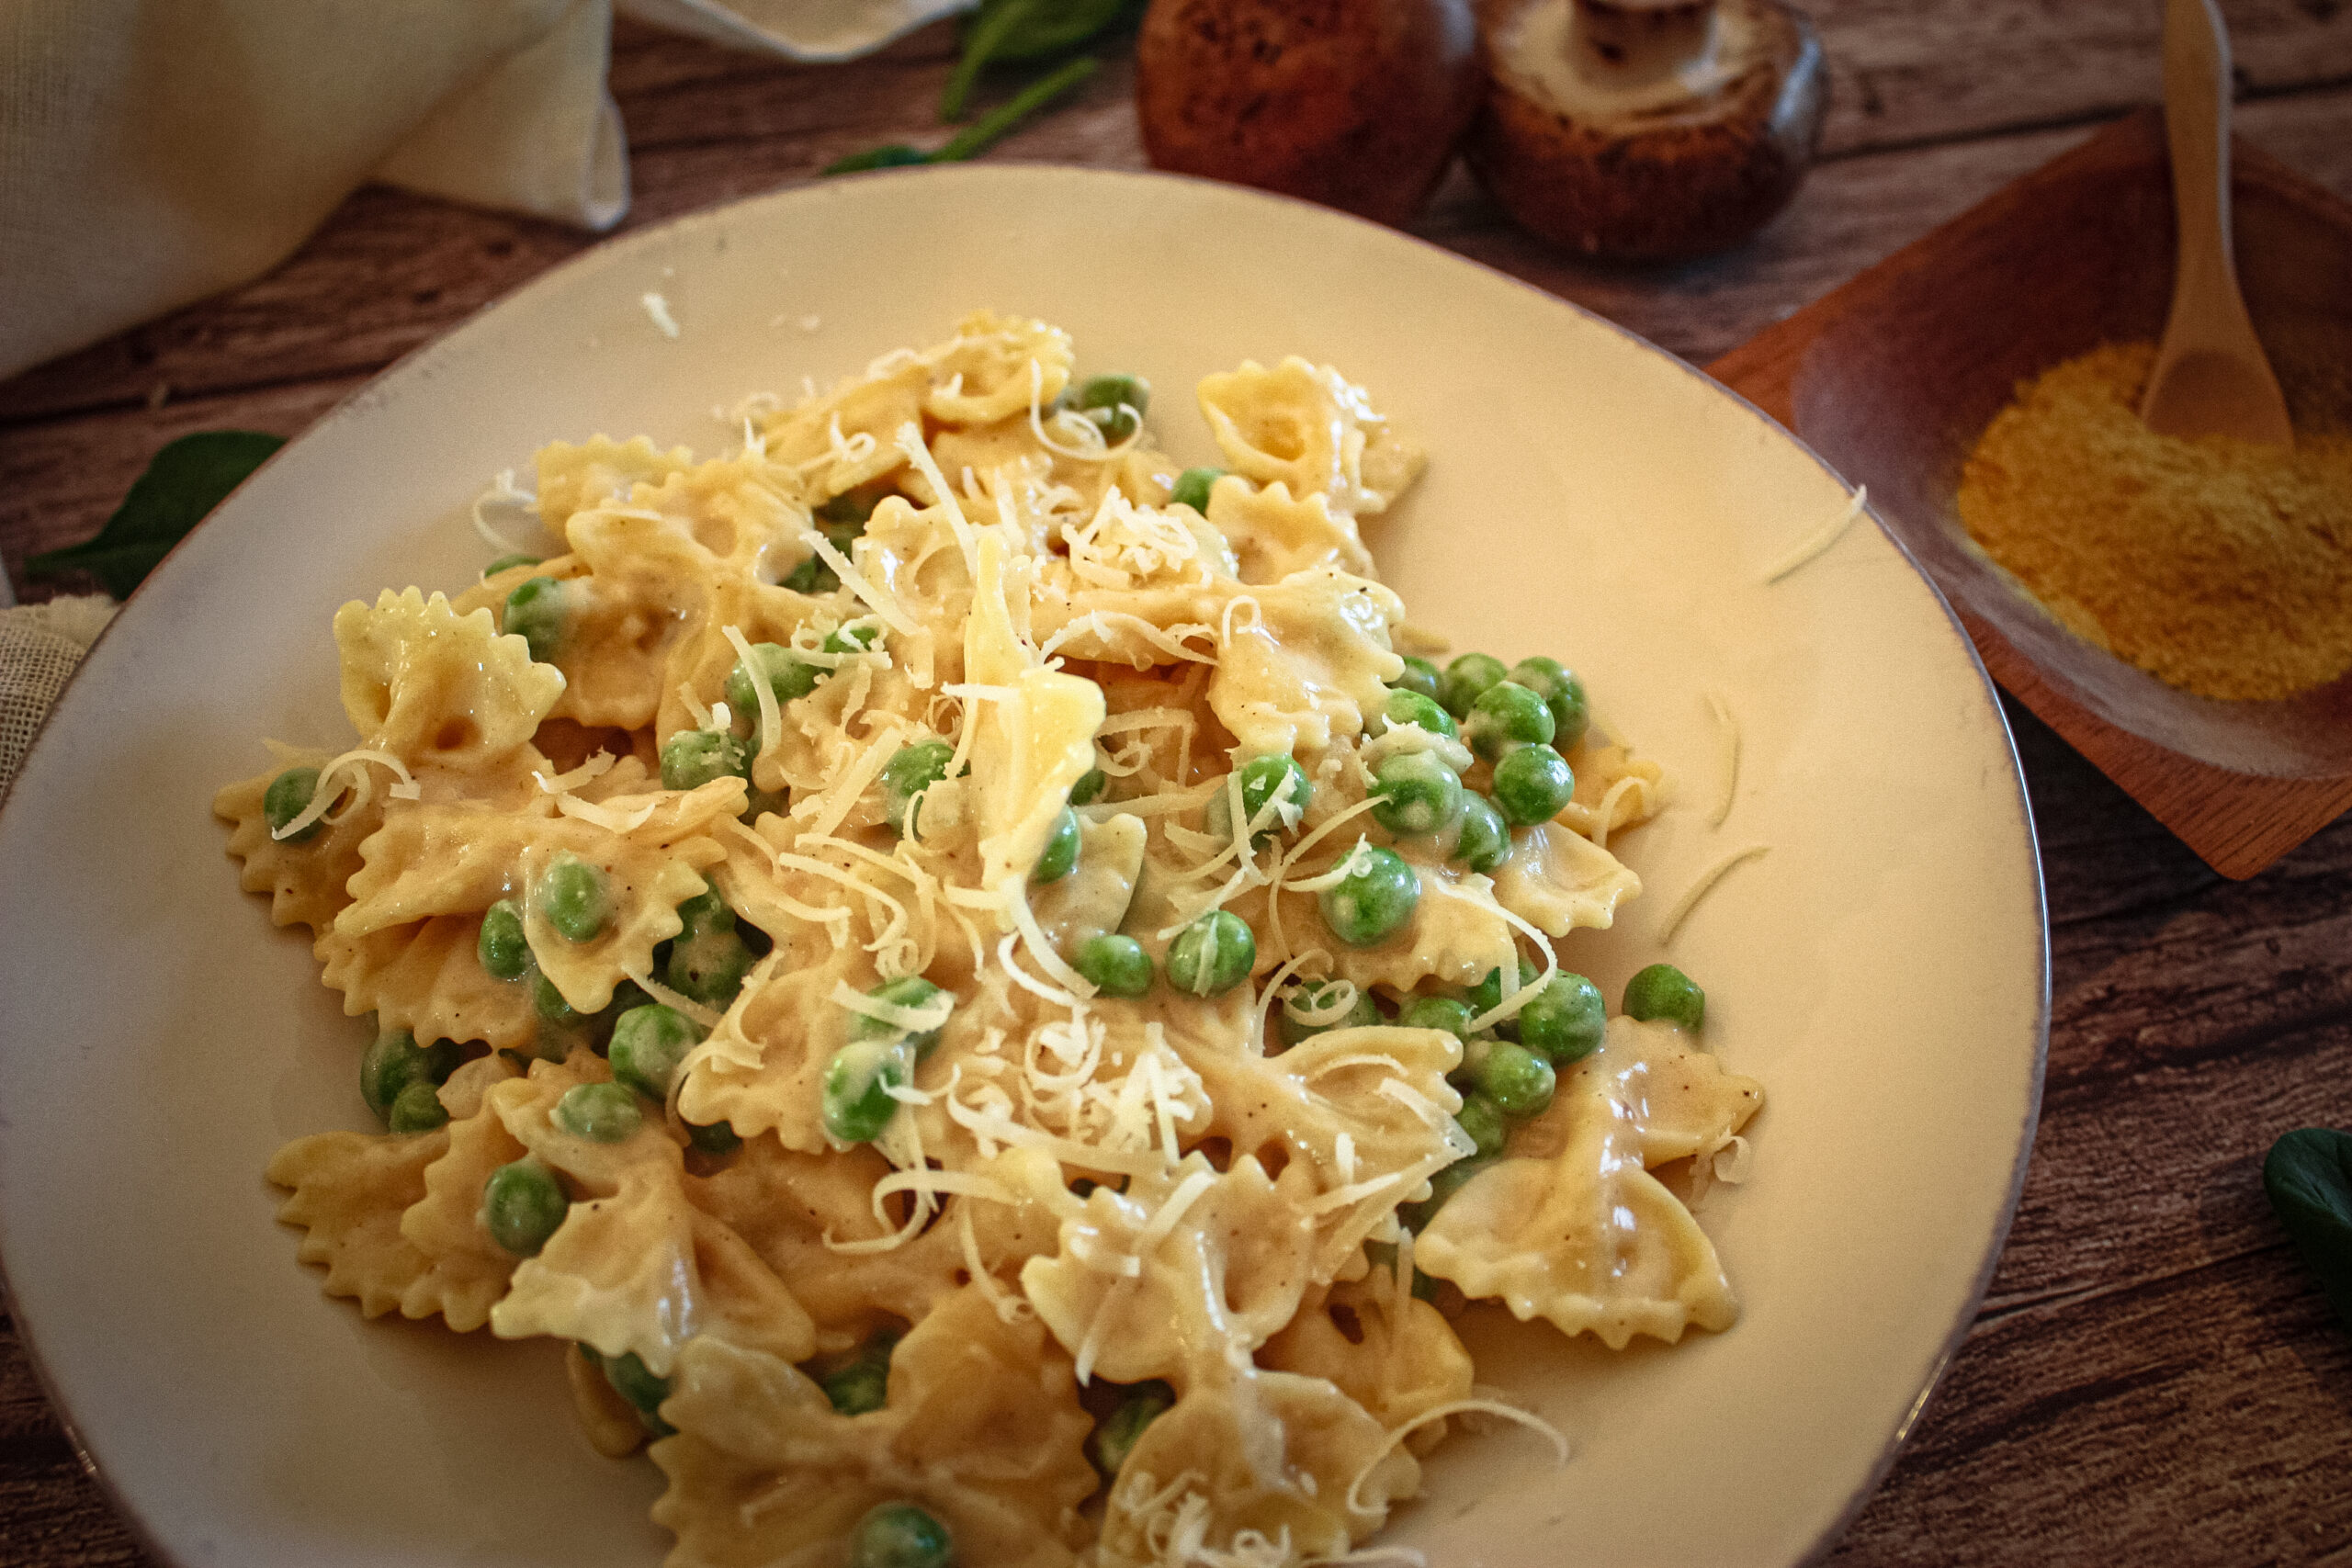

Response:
(1440, 652), (1509, 718)
(882, 740), (956, 833)
(387, 1079), (449, 1134)
(1491, 745), (1576, 827)
(555, 1082), (644, 1143)
(1402, 1156), (1488, 1231)
(482, 1158), (568, 1256)
(1477, 1040), (1556, 1117)
(1623, 963), (1705, 1032)
(600, 1349), (675, 1436)
(823, 1358), (890, 1416)
(666, 891), (753, 1008)
(502, 576), (571, 664)
(610, 1004), (704, 1101)
(852, 976), (951, 1059)
(727, 642), (821, 715)
(1166, 911), (1255, 998)
(825, 622), (881, 655)
(1070, 374), (1150, 443)
(1371, 688), (1458, 739)
(1238, 753), (1311, 837)
(1318, 845), (1419, 948)
(1449, 793), (1511, 874)
(1399, 995), (1476, 1039)
(539, 853), (610, 943)
(1090, 1381), (1174, 1477)
(1393, 656), (1443, 705)
(1465, 960), (1539, 1019)
(822, 1037), (913, 1144)
(360, 1028), (461, 1122)
(533, 969), (585, 1029)
(1069, 767), (1107, 807)
(1279, 980), (1378, 1048)
(1454, 1092), (1508, 1158)
(847, 1501), (954, 1568)
(1370, 750), (1465, 837)
(661, 728), (749, 791)
(1519, 972), (1607, 1063)
(819, 489), (880, 525)
(686, 1119), (742, 1156)
(1170, 467), (1220, 513)
(1034, 806), (1081, 883)
(263, 767), (325, 842)
(1074, 934), (1153, 998)
(478, 899), (530, 980)
(482, 553), (542, 577)
(783, 553), (838, 593)
(1508, 657), (1589, 750)
(1464, 680), (1555, 762)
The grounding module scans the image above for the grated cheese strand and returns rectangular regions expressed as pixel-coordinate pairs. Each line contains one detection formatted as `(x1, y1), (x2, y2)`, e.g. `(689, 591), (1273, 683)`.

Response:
(1703, 690), (1739, 828)
(1342, 1398), (1572, 1517)
(1762, 484), (1869, 584)
(268, 748), (417, 840)
(1661, 844), (1770, 944)
(718, 624), (782, 772)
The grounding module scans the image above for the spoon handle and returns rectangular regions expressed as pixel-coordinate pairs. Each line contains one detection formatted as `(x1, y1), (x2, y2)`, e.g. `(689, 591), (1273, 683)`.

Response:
(2162, 0), (2237, 321)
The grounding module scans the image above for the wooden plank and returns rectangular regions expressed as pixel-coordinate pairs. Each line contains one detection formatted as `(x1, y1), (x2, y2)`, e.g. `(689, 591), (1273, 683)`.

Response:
(5, 5), (2349, 429)
(1833, 1244), (2352, 1565)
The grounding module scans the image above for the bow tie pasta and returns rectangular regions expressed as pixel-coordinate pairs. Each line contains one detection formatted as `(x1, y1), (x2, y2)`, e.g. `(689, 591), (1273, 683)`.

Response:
(221, 313), (1762, 1568)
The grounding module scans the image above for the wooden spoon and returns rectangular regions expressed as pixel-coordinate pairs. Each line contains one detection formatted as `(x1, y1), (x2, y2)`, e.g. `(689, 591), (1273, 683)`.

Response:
(2140, 0), (2294, 446)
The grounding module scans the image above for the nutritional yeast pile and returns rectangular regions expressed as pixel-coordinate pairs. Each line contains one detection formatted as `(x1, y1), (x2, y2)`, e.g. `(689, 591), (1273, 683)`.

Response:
(219, 313), (1763, 1568)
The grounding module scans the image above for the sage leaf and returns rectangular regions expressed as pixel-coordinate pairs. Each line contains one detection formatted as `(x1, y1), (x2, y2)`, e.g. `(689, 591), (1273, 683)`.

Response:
(2264, 1127), (2352, 1333)
(28, 430), (284, 598)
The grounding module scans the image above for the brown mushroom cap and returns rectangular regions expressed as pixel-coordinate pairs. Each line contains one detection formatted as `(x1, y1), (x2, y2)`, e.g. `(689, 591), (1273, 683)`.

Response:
(1467, 0), (1826, 261)
(1136, 0), (1487, 229)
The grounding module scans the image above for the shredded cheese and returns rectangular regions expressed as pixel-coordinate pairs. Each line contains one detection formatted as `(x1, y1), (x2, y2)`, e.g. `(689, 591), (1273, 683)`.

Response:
(1661, 844), (1770, 944)
(470, 468), (541, 556)
(554, 794), (659, 833)
(267, 747), (418, 840)
(1343, 1398), (1571, 1517)
(640, 292), (682, 339)
(1761, 484), (1868, 583)
(1703, 690), (1739, 828)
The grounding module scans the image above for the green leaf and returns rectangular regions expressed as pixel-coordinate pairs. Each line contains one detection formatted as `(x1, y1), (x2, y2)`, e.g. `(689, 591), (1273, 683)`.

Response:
(943, 0), (1133, 119)
(28, 430), (284, 598)
(2264, 1127), (2352, 1333)
(936, 56), (1099, 163)
(821, 144), (933, 175)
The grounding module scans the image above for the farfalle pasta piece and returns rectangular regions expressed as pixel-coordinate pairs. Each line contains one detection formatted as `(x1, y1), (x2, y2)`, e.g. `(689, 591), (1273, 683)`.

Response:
(1258, 1269), (1475, 1445)
(268, 1054), (526, 1329)
(1207, 569), (1404, 758)
(214, 748), (383, 934)
(649, 1287), (1095, 1568)
(1413, 1021), (1763, 1348)
(537, 434), (696, 533)
(1490, 820), (1642, 937)
(924, 310), (1076, 424)
(1096, 1366), (1416, 1568)
(1205, 478), (1374, 583)
(1196, 357), (1424, 519)
(486, 1054), (817, 1373)
(1555, 740), (1667, 845)
(333, 588), (565, 769)
(677, 942), (866, 1150)
(762, 355), (932, 500)
(313, 912), (536, 1050)
(1021, 1154), (1318, 1386)
(1178, 1023), (1468, 1277)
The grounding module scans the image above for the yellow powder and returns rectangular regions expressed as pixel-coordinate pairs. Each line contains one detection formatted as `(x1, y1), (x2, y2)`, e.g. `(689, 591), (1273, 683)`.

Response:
(1956, 341), (2352, 702)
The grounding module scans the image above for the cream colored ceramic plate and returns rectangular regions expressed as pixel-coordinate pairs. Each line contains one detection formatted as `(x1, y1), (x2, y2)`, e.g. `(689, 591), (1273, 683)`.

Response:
(0, 165), (2045, 1568)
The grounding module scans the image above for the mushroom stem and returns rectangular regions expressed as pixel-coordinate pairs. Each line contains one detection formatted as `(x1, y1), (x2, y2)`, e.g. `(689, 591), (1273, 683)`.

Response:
(1571, 0), (1719, 82)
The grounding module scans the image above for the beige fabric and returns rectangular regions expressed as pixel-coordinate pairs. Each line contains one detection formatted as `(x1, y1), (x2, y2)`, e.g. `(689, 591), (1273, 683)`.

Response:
(0, 595), (115, 795)
(0, 0), (978, 384)
(0, 0), (622, 381)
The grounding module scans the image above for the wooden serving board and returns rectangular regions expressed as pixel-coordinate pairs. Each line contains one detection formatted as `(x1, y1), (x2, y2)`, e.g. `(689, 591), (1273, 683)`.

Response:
(1707, 108), (2352, 879)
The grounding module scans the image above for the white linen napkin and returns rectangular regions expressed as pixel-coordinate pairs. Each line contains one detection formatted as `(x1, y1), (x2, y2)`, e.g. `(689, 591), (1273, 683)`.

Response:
(0, 0), (967, 384)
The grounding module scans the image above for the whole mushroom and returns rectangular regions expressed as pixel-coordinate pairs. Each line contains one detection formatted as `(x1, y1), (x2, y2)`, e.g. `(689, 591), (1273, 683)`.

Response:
(1136, 0), (1486, 228)
(1467, 0), (1826, 261)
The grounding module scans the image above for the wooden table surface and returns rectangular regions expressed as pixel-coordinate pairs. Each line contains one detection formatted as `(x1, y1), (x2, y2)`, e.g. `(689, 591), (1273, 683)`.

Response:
(5, 5), (2351, 1563)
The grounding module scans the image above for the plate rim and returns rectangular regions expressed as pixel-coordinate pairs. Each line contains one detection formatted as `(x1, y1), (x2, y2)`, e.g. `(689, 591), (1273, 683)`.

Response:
(0, 159), (2052, 1568)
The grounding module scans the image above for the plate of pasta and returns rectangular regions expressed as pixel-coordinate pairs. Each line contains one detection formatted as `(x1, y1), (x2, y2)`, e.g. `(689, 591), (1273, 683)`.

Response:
(0, 166), (2045, 1568)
